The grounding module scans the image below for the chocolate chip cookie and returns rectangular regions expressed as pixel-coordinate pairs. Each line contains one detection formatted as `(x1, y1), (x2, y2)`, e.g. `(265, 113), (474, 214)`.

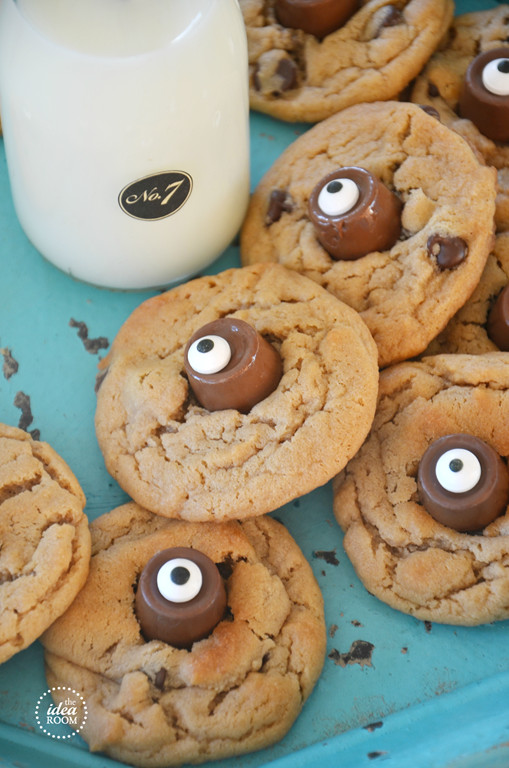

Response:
(333, 353), (509, 625)
(94, 262), (378, 522)
(241, 0), (453, 122)
(424, 232), (509, 355)
(0, 423), (90, 664)
(42, 503), (326, 766)
(411, 6), (509, 231)
(240, 101), (497, 368)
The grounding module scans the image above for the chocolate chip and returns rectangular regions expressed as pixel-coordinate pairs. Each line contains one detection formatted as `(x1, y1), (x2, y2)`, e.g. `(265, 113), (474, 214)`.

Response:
(379, 5), (403, 27)
(419, 104), (441, 121)
(275, 56), (298, 92)
(427, 234), (467, 269)
(427, 82), (440, 98)
(154, 668), (167, 690)
(265, 189), (294, 225)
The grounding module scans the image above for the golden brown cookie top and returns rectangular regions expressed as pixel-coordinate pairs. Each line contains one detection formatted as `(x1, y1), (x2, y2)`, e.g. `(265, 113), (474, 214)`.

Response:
(241, 101), (497, 367)
(0, 423), (90, 664)
(241, 0), (454, 122)
(42, 503), (326, 766)
(95, 262), (378, 522)
(333, 353), (509, 625)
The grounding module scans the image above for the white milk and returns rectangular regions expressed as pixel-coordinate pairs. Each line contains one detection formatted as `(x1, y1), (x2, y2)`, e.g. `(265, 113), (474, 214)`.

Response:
(0, 0), (250, 289)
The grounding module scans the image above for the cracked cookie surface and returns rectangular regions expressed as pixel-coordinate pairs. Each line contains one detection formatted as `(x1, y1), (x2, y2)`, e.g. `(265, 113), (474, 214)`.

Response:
(94, 263), (378, 522)
(333, 353), (509, 625)
(42, 503), (326, 767)
(240, 101), (497, 368)
(411, 6), (509, 231)
(240, 0), (453, 122)
(0, 423), (90, 664)
(424, 232), (509, 355)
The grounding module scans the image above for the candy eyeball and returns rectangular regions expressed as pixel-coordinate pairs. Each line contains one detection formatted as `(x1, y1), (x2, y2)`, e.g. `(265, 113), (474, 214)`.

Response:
(417, 433), (509, 532)
(135, 546), (227, 648)
(459, 46), (509, 142)
(317, 177), (360, 216)
(308, 166), (402, 260)
(482, 57), (509, 96)
(157, 557), (203, 603)
(434, 448), (481, 493)
(187, 334), (231, 375)
(184, 317), (283, 413)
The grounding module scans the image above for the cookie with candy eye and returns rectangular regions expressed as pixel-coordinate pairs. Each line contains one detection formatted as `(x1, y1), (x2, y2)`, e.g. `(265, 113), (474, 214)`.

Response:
(423, 233), (509, 356)
(95, 262), (378, 521)
(41, 502), (326, 767)
(0, 423), (90, 664)
(333, 352), (509, 626)
(411, 6), (509, 232)
(241, 101), (497, 368)
(239, 0), (453, 122)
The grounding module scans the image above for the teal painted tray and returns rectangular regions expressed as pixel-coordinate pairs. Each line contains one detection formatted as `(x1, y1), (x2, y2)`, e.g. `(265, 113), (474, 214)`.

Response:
(2, 2), (509, 765)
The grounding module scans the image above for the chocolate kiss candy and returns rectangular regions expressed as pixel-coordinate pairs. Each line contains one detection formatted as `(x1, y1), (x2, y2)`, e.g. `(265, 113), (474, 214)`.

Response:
(275, 0), (358, 38)
(135, 547), (227, 649)
(417, 434), (509, 532)
(184, 317), (282, 413)
(308, 167), (402, 260)
(459, 47), (509, 142)
(487, 284), (509, 351)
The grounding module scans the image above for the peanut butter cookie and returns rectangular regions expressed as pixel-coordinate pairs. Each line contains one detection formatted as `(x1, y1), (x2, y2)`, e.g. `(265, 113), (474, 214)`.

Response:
(0, 423), (90, 664)
(241, 0), (453, 122)
(241, 101), (497, 367)
(411, 6), (509, 231)
(42, 503), (326, 766)
(94, 263), (378, 522)
(333, 353), (509, 625)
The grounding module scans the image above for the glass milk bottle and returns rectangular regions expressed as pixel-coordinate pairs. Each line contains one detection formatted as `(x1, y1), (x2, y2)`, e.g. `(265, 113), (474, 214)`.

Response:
(0, 0), (250, 289)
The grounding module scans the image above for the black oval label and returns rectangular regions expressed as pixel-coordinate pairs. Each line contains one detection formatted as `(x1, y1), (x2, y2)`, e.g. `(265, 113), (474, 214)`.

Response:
(119, 171), (192, 221)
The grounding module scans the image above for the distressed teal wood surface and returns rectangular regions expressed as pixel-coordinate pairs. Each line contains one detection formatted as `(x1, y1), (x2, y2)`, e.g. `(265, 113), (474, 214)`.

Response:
(1, 2), (509, 764)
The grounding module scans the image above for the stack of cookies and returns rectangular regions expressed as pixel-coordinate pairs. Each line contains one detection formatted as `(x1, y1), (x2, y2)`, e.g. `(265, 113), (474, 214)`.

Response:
(4, 1), (509, 765)
(239, 3), (509, 629)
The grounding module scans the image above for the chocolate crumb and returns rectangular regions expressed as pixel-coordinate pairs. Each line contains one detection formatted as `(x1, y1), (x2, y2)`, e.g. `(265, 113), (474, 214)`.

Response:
(13, 391), (39, 438)
(424, 620), (433, 633)
(328, 639), (374, 668)
(368, 751), (388, 759)
(364, 721), (384, 733)
(1, 348), (19, 379)
(70, 319), (109, 355)
(313, 549), (339, 566)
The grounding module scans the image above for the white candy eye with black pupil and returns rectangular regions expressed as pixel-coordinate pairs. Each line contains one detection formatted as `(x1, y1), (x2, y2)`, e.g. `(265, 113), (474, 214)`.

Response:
(482, 58), (509, 96)
(157, 557), (203, 603)
(187, 334), (231, 375)
(435, 448), (482, 493)
(317, 177), (360, 217)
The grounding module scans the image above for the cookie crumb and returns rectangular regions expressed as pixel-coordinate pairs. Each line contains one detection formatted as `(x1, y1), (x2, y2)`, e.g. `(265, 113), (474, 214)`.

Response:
(328, 640), (374, 668)
(364, 721), (384, 732)
(1, 348), (19, 379)
(69, 319), (109, 355)
(313, 549), (339, 566)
